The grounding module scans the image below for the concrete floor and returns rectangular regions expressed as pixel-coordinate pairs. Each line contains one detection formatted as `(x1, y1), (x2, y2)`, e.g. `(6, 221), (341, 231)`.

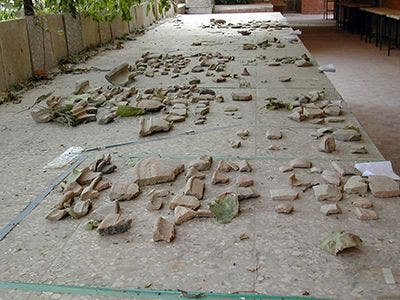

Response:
(287, 15), (400, 173)
(0, 13), (399, 299)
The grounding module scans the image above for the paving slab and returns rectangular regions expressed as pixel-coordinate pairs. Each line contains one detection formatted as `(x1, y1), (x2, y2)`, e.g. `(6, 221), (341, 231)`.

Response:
(0, 13), (399, 300)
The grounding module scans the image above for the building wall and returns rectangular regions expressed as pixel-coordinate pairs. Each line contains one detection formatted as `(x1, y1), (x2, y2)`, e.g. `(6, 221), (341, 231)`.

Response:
(0, 3), (174, 91)
(302, 0), (325, 14)
(382, 0), (400, 9)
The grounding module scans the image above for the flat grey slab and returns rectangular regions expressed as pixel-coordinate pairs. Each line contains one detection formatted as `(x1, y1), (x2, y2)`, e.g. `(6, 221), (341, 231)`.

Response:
(0, 13), (399, 300)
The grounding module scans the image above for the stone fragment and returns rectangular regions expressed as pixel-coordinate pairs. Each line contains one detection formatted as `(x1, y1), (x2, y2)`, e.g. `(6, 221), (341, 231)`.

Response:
(241, 68), (250, 76)
(319, 136), (336, 153)
(268, 145), (280, 151)
(146, 197), (163, 211)
(303, 107), (324, 119)
(238, 160), (252, 172)
(46, 209), (68, 221)
(170, 194), (200, 210)
(295, 59), (313, 67)
(189, 77), (200, 85)
(98, 202), (132, 235)
(97, 110), (115, 125)
(351, 146), (368, 154)
(279, 76), (292, 82)
(351, 196), (373, 208)
(105, 63), (134, 86)
(309, 167), (322, 174)
(191, 66), (204, 73)
(333, 129), (361, 142)
(224, 106), (238, 112)
(138, 117), (172, 137)
(91, 202), (114, 222)
(132, 157), (185, 186)
(270, 189), (298, 201)
(209, 192), (239, 224)
(368, 175), (400, 198)
(136, 100), (164, 112)
(31, 106), (52, 123)
(195, 209), (214, 218)
(289, 158), (311, 169)
(185, 167), (205, 181)
(232, 92), (252, 101)
(236, 174), (254, 187)
(313, 184), (342, 201)
(153, 217), (175, 242)
(77, 168), (102, 186)
(324, 105), (341, 116)
(236, 129), (249, 139)
(236, 187), (260, 200)
(189, 156), (212, 171)
(55, 191), (75, 209)
(321, 170), (341, 186)
(184, 177), (205, 200)
(288, 111), (305, 122)
(228, 140), (241, 148)
(275, 203), (294, 214)
(68, 200), (91, 219)
(211, 171), (229, 185)
(355, 208), (378, 220)
(243, 43), (257, 50)
(331, 161), (359, 176)
(110, 181), (140, 201)
(266, 129), (282, 140)
(174, 206), (196, 225)
(320, 203), (342, 216)
(81, 176), (102, 201)
(344, 176), (368, 195)
(325, 117), (345, 123)
(164, 114), (186, 122)
(279, 165), (293, 173)
(320, 231), (363, 255)
(217, 160), (238, 172)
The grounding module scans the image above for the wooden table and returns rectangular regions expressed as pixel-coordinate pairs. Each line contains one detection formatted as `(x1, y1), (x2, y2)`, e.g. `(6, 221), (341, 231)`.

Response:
(336, 2), (375, 32)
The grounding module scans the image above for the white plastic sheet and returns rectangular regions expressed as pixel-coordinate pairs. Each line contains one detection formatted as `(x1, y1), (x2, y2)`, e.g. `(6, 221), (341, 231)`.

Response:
(354, 161), (400, 180)
(45, 146), (83, 169)
(318, 64), (336, 73)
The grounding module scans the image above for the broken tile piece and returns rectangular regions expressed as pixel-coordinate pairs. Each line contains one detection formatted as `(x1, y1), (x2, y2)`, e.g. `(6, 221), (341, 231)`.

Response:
(320, 203), (342, 216)
(184, 177), (205, 199)
(209, 192), (239, 224)
(333, 129), (361, 142)
(275, 203), (294, 214)
(46, 209), (68, 221)
(320, 231), (362, 255)
(195, 209), (214, 218)
(368, 175), (400, 198)
(238, 160), (252, 172)
(351, 196), (373, 208)
(229, 140), (241, 148)
(217, 160), (239, 172)
(211, 171), (229, 185)
(237, 174), (254, 187)
(270, 189), (298, 201)
(232, 92), (252, 101)
(331, 161), (360, 176)
(321, 170), (341, 186)
(174, 206), (197, 225)
(344, 176), (368, 195)
(110, 181), (140, 201)
(313, 184), (342, 201)
(289, 158), (312, 169)
(98, 202), (132, 235)
(355, 208), (378, 220)
(68, 200), (91, 219)
(319, 136), (336, 153)
(131, 157), (184, 186)
(236, 187), (260, 200)
(138, 117), (172, 137)
(170, 194), (200, 210)
(146, 197), (163, 211)
(279, 165), (293, 173)
(185, 167), (206, 180)
(189, 156), (212, 171)
(153, 217), (175, 242)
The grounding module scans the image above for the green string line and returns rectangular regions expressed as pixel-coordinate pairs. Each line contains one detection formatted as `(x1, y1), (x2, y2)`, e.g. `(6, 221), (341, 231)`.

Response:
(0, 281), (327, 300)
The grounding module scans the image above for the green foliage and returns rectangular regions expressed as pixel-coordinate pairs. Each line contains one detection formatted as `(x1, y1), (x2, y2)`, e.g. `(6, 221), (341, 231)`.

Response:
(116, 106), (146, 117)
(0, 0), (171, 22)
